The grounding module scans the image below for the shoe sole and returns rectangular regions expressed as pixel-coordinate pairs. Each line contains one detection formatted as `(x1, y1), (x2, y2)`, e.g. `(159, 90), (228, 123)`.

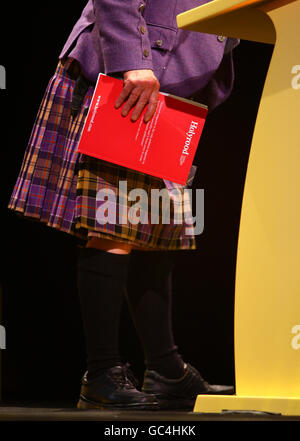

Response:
(77, 396), (159, 411)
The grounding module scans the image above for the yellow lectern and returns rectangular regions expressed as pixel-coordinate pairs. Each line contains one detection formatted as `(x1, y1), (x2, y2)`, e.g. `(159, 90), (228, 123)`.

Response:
(177, 0), (300, 416)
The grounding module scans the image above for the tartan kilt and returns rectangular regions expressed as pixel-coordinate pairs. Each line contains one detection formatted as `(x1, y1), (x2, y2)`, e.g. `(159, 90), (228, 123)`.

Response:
(8, 57), (197, 251)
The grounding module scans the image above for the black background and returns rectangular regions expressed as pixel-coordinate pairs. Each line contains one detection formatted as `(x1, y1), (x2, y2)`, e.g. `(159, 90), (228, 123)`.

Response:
(0, 2), (273, 404)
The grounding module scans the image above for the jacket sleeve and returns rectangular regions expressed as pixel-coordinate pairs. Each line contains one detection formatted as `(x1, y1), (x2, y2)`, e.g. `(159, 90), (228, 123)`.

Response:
(190, 45), (237, 113)
(93, 0), (154, 74)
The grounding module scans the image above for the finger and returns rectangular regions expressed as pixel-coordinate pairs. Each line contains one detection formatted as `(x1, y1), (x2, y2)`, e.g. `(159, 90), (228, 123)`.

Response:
(143, 90), (159, 123)
(121, 87), (144, 117)
(130, 90), (152, 122)
(115, 81), (135, 109)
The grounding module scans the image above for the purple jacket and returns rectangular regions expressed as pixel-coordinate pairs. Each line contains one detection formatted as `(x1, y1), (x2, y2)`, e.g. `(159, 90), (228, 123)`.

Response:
(59, 0), (239, 111)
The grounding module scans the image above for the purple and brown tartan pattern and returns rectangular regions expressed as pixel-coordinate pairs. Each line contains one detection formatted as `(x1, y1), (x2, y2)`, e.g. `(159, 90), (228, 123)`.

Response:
(8, 57), (87, 234)
(75, 155), (197, 250)
(8, 58), (196, 251)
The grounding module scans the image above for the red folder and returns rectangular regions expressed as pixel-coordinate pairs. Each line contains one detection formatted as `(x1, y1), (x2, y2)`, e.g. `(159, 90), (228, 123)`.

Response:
(77, 74), (208, 186)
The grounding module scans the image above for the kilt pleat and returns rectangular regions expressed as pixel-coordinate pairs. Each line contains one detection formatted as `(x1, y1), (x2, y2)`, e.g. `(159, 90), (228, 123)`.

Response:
(8, 57), (197, 251)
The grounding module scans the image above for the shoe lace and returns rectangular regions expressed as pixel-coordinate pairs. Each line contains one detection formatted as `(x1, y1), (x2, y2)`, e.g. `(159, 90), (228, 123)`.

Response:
(123, 362), (140, 389)
(110, 363), (140, 390)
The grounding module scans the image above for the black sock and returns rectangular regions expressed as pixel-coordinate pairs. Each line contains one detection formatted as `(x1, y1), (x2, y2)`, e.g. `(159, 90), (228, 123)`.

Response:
(126, 251), (185, 379)
(76, 246), (130, 380)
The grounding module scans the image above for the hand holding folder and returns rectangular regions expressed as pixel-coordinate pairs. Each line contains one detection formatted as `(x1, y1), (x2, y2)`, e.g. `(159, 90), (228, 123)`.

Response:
(77, 74), (208, 186)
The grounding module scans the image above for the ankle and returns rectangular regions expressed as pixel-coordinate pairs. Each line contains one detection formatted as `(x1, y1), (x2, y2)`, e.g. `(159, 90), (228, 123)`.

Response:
(86, 361), (123, 381)
(146, 347), (186, 379)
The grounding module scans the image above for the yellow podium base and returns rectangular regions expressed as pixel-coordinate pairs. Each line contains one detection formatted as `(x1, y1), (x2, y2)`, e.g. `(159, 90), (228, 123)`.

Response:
(193, 395), (300, 416)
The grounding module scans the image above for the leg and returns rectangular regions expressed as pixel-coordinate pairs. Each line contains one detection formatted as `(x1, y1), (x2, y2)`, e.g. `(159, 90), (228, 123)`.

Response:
(125, 250), (185, 379)
(76, 237), (158, 409)
(125, 250), (234, 409)
(77, 238), (131, 379)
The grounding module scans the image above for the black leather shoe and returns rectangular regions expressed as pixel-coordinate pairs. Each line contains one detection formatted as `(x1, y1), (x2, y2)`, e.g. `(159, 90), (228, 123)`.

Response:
(142, 362), (234, 410)
(77, 363), (159, 410)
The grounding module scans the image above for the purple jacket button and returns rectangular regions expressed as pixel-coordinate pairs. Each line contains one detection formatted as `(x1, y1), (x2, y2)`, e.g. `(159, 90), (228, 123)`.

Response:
(156, 40), (163, 47)
(138, 3), (145, 13)
(143, 49), (150, 57)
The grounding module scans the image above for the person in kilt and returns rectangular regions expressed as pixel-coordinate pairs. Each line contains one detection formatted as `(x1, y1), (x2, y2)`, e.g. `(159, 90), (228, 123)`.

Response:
(8, 0), (238, 409)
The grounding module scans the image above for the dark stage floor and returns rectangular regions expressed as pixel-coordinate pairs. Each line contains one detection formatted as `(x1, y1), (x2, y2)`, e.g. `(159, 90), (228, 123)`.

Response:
(0, 401), (300, 421)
